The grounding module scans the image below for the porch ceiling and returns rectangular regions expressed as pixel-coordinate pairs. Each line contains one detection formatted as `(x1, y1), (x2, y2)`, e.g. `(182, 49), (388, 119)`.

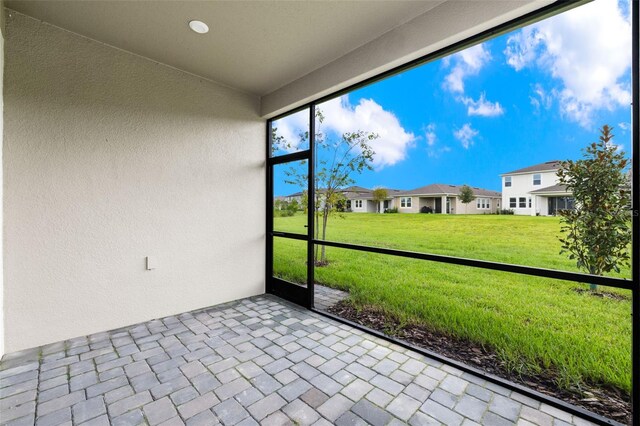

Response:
(5, 0), (443, 95)
(5, 0), (556, 115)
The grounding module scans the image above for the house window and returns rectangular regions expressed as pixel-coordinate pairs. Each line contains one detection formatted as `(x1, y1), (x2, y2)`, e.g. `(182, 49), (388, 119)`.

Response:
(476, 198), (490, 209)
(528, 198), (532, 208)
(504, 176), (512, 187)
(509, 197), (516, 208)
(400, 197), (412, 208)
(533, 174), (541, 185)
(346, 200), (351, 209)
(519, 197), (527, 208)
(354, 200), (363, 208)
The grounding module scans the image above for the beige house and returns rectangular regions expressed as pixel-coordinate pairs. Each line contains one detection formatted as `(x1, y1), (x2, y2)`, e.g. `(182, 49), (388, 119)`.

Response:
(338, 184), (501, 214)
(342, 186), (404, 213)
(394, 184), (501, 214)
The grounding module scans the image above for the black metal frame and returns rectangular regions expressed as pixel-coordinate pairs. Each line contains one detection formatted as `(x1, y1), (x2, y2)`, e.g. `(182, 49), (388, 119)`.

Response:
(266, 1), (639, 424)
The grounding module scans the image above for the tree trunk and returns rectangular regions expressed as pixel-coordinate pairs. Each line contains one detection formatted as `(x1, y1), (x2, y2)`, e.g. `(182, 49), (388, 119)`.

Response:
(588, 266), (598, 291)
(320, 207), (329, 263)
(314, 198), (320, 264)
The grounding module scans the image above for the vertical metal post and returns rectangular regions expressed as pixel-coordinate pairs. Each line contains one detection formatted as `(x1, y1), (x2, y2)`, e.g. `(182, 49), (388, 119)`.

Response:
(631, 1), (639, 424)
(266, 120), (274, 295)
(307, 104), (316, 309)
(631, 0), (640, 426)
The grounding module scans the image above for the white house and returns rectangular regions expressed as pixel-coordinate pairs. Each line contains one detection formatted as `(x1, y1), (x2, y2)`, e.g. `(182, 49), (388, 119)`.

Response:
(500, 161), (574, 216)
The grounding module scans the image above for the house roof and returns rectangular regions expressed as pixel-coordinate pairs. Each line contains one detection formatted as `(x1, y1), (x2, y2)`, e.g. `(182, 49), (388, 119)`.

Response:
(502, 160), (563, 176)
(341, 187), (404, 200)
(283, 184), (501, 199)
(340, 186), (371, 194)
(529, 184), (570, 194)
(399, 184), (501, 197)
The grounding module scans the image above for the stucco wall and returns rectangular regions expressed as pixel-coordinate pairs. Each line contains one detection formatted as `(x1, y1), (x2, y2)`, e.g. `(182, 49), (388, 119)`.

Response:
(3, 11), (264, 353)
(502, 170), (558, 215)
(454, 196), (501, 215)
(0, 5), (5, 358)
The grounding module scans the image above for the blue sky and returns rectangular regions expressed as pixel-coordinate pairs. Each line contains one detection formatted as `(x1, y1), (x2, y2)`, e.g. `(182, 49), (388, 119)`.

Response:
(273, 0), (632, 196)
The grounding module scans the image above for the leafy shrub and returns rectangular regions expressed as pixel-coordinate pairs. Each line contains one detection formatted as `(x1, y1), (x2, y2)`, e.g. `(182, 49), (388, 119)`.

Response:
(498, 208), (515, 215)
(274, 209), (294, 217)
(385, 207), (399, 213)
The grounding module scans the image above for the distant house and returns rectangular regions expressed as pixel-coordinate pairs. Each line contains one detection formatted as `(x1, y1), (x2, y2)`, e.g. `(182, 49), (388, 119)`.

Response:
(340, 186), (404, 213)
(393, 184), (501, 214)
(336, 184), (500, 214)
(279, 183), (502, 214)
(276, 191), (304, 205)
(500, 160), (573, 216)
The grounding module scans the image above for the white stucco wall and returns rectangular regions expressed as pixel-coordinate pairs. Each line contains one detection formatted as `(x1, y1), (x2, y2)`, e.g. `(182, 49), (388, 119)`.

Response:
(0, 5), (5, 358)
(502, 170), (558, 215)
(3, 11), (264, 353)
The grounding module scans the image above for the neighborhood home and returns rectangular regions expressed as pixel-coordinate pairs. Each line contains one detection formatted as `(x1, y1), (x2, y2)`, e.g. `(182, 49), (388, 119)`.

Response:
(500, 161), (574, 216)
(342, 186), (404, 213)
(279, 184), (502, 214)
(393, 184), (501, 214)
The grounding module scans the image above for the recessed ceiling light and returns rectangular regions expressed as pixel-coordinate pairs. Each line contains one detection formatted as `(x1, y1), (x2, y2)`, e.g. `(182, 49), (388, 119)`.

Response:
(189, 20), (209, 34)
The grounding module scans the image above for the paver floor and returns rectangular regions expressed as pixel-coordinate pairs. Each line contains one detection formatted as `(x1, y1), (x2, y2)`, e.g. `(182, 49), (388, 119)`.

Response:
(0, 295), (596, 425)
(314, 285), (348, 312)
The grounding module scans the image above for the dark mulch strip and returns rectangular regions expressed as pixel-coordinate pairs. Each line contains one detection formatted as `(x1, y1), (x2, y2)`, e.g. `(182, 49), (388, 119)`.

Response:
(572, 288), (630, 301)
(328, 300), (631, 425)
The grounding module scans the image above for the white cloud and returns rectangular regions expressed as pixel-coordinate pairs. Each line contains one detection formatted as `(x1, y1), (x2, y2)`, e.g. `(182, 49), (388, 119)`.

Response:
(424, 123), (450, 158)
(504, 0), (631, 127)
(425, 123), (437, 146)
(618, 122), (630, 131)
(427, 145), (451, 158)
(458, 93), (504, 117)
(319, 96), (416, 169)
(443, 44), (491, 93)
(453, 123), (479, 149)
(271, 109), (309, 153)
(529, 83), (553, 112)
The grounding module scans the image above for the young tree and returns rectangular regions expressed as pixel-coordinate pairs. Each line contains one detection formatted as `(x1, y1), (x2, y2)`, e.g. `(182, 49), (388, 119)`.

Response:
(372, 187), (389, 213)
(284, 109), (377, 265)
(459, 184), (475, 214)
(556, 125), (631, 291)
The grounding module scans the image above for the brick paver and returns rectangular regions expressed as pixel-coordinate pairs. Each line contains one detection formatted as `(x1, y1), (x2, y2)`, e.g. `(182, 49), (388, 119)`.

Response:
(0, 295), (597, 425)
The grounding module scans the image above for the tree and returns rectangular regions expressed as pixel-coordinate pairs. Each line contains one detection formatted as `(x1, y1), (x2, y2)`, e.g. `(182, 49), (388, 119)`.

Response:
(556, 125), (631, 291)
(284, 109), (377, 265)
(459, 184), (475, 214)
(372, 187), (389, 213)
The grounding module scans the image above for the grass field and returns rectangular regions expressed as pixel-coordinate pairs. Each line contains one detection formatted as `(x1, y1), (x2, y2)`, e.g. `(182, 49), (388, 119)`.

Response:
(273, 213), (632, 394)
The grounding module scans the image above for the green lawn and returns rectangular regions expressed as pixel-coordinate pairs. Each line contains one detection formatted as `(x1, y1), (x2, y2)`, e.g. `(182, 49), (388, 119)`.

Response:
(273, 213), (632, 394)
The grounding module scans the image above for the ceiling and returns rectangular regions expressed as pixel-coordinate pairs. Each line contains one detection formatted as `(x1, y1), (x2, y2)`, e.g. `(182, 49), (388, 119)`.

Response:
(6, 0), (445, 96)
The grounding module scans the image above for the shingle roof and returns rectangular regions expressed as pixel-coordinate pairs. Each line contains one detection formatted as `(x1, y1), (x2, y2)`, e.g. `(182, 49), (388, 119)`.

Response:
(399, 183), (501, 197)
(529, 184), (569, 194)
(502, 160), (562, 175)
(341, 187), (404, 200)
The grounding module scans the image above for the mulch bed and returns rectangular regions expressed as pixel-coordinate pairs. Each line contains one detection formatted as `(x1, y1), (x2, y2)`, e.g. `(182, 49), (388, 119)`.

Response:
(572, 288), (630, 301)
(328, 300), (631, 425)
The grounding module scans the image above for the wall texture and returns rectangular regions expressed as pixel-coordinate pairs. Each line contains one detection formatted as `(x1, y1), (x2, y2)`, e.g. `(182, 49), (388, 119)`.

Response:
(0, 4), (5, 358)
(3, 11), (265, 353)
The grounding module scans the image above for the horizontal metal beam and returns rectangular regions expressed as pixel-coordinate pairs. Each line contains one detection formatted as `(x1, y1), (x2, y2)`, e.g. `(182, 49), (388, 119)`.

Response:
(267, 149), (310, 165)
(272, 231), (308, 241)
(313, 239), (634, 290)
